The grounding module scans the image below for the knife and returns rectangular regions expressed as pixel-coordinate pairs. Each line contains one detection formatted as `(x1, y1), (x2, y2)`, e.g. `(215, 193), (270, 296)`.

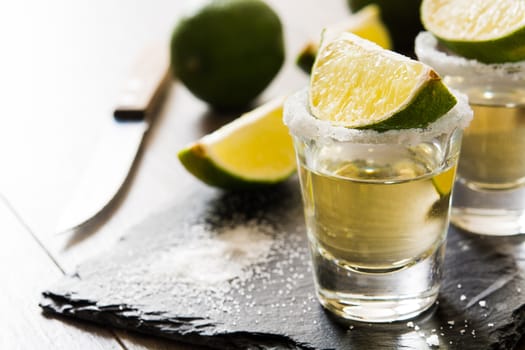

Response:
(55, 45), (171, 234)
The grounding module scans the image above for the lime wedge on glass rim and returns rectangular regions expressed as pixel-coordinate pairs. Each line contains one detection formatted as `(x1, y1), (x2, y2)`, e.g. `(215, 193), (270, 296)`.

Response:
(309, 32), (457, 131)
(421, 0), (525, 63)
(178, 97), (296, 190)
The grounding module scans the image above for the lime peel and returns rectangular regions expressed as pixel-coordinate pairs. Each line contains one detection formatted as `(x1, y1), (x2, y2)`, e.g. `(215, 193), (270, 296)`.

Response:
(421, 0), (525, 63)
(358, 71), (457, 131)
(178, 97), (296, 190)
(170, 0), (285, 109)
(415, 32), (525, 84)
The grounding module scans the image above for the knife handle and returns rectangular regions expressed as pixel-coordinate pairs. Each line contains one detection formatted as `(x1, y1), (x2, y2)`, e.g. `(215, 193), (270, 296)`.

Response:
(114, 44), (171, 121)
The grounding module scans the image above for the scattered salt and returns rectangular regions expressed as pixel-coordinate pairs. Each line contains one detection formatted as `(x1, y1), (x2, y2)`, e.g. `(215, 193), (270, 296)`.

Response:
(479, 300), (487, 308)
(460, 294), (467, 301)
(426, 334), (440, 347)
(488, 323), (494, 328)
(406, 321), (415, 328)
(457, 284), (462, 289)
(448, 320), (455, 326)
(123, 217), (314, 324)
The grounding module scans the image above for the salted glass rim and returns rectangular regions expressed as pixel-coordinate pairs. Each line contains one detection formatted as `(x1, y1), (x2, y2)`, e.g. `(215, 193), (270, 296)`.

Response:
(415, 31), (525, 83)
(283, 88), (472, 145)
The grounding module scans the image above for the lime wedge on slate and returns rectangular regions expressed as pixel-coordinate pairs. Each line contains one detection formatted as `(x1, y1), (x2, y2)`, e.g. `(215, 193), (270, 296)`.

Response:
(178, 97), (296, 190)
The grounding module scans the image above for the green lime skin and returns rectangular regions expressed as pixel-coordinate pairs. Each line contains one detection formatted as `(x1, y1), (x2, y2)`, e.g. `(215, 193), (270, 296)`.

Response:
(436, 26), (525, 64)
(171, 0), (285, 110)
(359, 72), (457, 131)
(348, 0), (422, 55)
(178, 144), (293, 190)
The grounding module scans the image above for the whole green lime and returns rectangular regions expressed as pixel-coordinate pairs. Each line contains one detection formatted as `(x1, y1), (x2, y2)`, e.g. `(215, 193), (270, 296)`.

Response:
(347, 0), (423, 55)
(171, 0), (284, 110)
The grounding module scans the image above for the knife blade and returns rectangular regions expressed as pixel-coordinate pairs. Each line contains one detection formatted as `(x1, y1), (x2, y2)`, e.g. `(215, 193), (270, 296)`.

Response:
(55, 45), (171, 234)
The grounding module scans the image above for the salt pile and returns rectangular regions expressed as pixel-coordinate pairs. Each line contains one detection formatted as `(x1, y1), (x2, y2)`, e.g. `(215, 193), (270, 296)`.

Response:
(150, 223), (274, 286)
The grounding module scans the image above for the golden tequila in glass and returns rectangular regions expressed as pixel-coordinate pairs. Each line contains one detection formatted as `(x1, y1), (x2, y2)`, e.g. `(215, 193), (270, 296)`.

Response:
(459, 104), (525, 190)
(284, 89), (469, 322)
(416, 32), (525, 235)
(300, 163), (456, 271)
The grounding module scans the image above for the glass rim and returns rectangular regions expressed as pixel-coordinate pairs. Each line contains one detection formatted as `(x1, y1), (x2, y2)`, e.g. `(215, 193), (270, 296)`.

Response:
(415, 31), (525, 84)
(283, 88), (472, 145)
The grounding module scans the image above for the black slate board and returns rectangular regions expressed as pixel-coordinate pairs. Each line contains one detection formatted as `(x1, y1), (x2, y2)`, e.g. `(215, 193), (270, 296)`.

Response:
(40, 181), (525, 349)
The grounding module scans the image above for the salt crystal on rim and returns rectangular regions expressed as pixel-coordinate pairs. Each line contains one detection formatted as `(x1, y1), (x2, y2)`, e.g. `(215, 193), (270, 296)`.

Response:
(283, 88), (472, 145)
(415, 31), (525, 84)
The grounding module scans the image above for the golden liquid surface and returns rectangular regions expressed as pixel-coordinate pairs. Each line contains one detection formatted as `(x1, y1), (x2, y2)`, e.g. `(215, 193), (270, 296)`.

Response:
(458, 104), (525, 190)
(299, 162), (455, 270)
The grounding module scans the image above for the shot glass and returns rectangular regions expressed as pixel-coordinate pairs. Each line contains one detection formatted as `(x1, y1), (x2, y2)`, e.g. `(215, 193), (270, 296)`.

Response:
(283, 89), (471, 322)
(416, 32), (525, 235)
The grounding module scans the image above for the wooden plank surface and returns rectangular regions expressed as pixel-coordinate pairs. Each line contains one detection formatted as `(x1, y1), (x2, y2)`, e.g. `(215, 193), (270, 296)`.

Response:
(0, 196), (122, 350)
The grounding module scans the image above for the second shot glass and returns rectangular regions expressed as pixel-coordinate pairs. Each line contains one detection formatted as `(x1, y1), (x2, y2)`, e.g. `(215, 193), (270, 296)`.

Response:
(416, 32), (525, 235)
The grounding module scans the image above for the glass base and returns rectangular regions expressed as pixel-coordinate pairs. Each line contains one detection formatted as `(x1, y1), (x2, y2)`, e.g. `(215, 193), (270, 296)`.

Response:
(311, 242), (444, 323)
(451, 181), (525, 236)
(317, 289), (439, 323)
